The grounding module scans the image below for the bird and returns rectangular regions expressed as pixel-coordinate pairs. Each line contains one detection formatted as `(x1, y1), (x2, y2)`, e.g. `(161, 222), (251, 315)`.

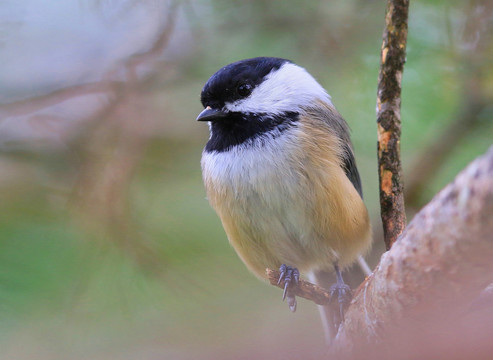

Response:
(197, 57), (372, 342)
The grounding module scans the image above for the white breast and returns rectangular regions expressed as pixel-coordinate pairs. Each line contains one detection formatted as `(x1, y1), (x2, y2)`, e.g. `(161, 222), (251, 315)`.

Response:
(202, 127), (301, 207)
(201, 126), (314, 250)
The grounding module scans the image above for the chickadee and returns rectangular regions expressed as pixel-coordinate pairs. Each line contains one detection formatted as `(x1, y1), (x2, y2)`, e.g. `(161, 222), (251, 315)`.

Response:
(197, 57), (371, 342)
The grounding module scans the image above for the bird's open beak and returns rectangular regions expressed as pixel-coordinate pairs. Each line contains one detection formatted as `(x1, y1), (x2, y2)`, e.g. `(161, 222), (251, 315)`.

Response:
(196, 106), (228, 122)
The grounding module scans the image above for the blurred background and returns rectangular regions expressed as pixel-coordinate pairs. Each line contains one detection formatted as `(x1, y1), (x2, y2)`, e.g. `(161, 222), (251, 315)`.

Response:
(0, 0), (492, 359)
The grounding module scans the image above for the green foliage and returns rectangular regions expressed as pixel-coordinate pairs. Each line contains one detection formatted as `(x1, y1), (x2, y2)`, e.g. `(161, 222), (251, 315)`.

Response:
(0, 0), (491, 358)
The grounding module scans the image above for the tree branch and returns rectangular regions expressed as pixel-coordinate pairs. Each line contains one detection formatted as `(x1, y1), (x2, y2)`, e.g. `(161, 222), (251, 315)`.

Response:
(266, 268), (332, 306)
(376, 0), (409, 250)
(0, 81), (125, 117)
(331, 146), (493, 357)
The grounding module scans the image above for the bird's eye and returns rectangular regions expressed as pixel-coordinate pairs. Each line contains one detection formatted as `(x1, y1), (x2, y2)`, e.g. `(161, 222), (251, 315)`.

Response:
(237, 83), (253, 97)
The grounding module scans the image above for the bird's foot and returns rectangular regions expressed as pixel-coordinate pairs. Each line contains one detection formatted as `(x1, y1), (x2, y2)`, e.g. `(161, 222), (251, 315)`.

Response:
(277, 264), (300, 312)
(329, 282), (352, 329)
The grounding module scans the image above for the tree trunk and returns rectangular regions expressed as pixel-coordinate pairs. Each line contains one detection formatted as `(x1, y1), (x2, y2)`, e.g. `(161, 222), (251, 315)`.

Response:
(331, 146), (493, 359)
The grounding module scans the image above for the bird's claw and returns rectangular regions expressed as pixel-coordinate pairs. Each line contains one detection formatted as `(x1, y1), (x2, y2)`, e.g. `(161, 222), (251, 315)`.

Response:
(329, 282), (352, 327)
(278, 264), (299, 312)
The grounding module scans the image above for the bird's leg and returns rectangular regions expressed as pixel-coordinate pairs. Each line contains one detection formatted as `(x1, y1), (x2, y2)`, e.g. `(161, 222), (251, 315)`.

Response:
(277, 264), (300, 312)
(329, 263), (352, 330)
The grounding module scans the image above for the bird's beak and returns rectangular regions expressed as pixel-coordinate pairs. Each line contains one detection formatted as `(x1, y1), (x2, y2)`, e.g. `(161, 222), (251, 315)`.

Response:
(196, 106), (228, 122)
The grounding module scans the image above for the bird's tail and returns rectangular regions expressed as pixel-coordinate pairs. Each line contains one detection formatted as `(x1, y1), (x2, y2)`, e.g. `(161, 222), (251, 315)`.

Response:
(308, 269), (336, 345)
(357, 255), (372, 277)
(309, 256), (371, 345)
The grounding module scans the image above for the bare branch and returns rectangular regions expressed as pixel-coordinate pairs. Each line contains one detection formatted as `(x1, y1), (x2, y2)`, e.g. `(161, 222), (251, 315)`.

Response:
(0, 2), (178, 119)
(69, 2), (180, 274)
(376, 0), (409, 250)
(0, 81), (124, 117)
(266, 268), (332, 306)
(126, 1), (178, 70)
(331, 146), (493, 356)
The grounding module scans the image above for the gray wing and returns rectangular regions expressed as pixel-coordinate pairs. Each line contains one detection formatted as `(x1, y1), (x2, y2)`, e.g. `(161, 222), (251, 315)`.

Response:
(304, 104), (364, 199)
(341, 143), (363, 199)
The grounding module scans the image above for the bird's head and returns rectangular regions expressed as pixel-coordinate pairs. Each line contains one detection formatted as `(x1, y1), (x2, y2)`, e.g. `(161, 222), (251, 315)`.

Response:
(197, 57), (333, 152)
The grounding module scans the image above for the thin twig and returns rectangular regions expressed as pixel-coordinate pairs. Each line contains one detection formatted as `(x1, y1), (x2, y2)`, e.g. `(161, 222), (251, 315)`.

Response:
(0, 81), (124, 117)
(266, 268), (331, 306)
(376, 0), (409, 250)
(70, 2), (179, 274)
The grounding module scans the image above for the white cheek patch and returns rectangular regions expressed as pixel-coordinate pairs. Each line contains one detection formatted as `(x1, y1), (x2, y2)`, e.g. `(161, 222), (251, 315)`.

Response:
(224, 63), (332, 115)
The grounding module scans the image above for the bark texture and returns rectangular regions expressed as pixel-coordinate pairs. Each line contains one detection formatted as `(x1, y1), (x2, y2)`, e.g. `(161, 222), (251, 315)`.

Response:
(331, 146), (493, 358)
(377, 0), (409, 250)
(266, 268), (331, 306)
